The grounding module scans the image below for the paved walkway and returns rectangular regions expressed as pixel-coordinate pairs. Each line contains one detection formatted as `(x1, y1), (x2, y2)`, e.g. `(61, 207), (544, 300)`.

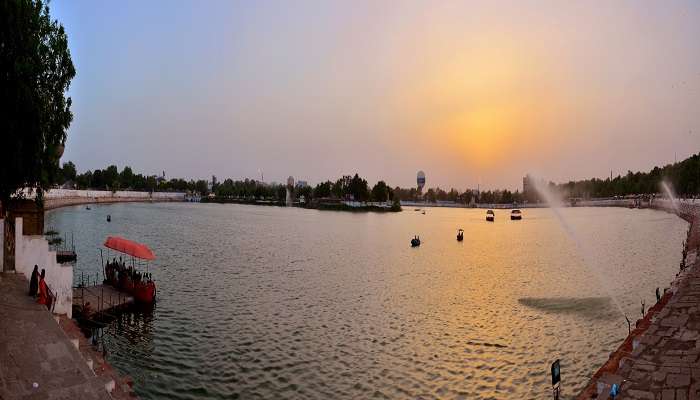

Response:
(0, 273), (112, 400)
(580, 205), (700, 399)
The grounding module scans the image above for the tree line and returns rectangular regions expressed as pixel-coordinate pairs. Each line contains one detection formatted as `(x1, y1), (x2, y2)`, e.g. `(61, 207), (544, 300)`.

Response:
(214, 174), (395, 203)
(56, 151), (700, 204)
(556, 152), (700, 199)
(57, 162), (208, 194)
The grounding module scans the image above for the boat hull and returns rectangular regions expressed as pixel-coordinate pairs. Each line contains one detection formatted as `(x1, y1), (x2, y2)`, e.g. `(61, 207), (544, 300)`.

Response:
(132, 282), (156, 303)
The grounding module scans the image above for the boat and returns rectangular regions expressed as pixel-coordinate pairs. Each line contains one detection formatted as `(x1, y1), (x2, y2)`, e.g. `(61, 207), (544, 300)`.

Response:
(486, 209), (495, 222)
(85, 206), (91, 210)
(411, 236), (421, 247)
(510, 209), (522, 220)
(107, 215), (111, 222)
(102, 236), (157, 303)
(422, 210), (426, 215)
(457, 229), (464, 241)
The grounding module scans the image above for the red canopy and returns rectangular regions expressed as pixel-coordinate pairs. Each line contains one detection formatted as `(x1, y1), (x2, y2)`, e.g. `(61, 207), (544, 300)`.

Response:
(103, 236), (156, 260)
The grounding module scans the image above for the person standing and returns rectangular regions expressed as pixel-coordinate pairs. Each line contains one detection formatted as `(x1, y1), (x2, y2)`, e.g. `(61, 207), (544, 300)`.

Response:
(37, 269), (48, 307)
(28, 265), (39, 297)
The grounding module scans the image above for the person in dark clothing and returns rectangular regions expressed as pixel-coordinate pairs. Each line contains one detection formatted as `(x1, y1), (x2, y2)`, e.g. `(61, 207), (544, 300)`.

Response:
(28, 265), (39, 297)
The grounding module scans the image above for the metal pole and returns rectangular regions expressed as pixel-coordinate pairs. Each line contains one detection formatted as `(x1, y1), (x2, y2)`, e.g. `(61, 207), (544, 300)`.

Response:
(100, 248), (104, 282)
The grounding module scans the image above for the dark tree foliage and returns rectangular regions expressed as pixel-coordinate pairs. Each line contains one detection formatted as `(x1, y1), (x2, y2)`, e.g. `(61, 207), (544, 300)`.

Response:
(371, 181), (389, 202)
(0, 0), (75, 209)
(348, 174), (370, 202)
(59, 161), (76, 183)
(557, 153), (700, 198)
(313, 181), (332, 198)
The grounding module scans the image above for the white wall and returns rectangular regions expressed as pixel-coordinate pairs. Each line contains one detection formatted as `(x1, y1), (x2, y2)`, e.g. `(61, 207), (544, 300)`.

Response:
(45, 188), (184, 200)
(14, 217), (73, 318)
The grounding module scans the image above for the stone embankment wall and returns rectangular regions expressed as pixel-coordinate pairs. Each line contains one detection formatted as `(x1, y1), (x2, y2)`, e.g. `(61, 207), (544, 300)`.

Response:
(577, 199), (700, 399)
(0, 217), (73, 317)
(44, 189), (185, 210)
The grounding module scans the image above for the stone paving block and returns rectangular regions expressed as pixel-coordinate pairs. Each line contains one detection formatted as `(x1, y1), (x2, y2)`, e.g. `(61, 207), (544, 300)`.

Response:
(662, 367), (683, 374)
(654, 370), (669, 383)
(679, 388), (689, 400)
(689, 382), (700, 400)
(668, 373), (692, 388)
(0, 273), (111, 400)
(627, 389), (656, 399)
(663, 388), (677, 400)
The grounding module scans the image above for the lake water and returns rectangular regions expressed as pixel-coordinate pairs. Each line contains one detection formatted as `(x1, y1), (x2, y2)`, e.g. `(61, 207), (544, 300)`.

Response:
(45, 203), (687, 399)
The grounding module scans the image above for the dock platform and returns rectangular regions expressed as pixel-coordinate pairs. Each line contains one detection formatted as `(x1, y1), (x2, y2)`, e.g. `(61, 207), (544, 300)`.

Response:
(73, 284), (133, 320)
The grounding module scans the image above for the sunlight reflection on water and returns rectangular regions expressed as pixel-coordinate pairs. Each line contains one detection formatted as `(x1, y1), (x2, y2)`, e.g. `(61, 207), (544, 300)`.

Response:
(46, 204), (687, 399)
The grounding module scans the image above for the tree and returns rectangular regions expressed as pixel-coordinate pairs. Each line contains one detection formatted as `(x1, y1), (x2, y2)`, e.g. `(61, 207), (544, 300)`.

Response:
(0, 0), (76, 211)
(76, 170), (92, 189)
(103, 165), (119, 189)
(60, 161), (76, 183)
(120, 166), (134, 189)
(502, 190), (513, 204)
(296, 185), (312, 202)
(371, 181), (389, 202)
(348, 174), (370, 202)
(332, 175), (351, 198)
(425, 188), (436, 203)
(92, 169), (104, 189)
(313, 181), (332, 198)
(195, 180), (208, 195)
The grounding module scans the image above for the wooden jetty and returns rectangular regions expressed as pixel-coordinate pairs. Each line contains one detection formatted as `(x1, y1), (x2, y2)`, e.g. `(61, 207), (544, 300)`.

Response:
(73, 284), (134, 321)
(56, 249), (77, 263)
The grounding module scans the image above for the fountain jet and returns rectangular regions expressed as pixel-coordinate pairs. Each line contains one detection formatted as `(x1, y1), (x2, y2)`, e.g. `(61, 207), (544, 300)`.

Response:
(531, 178), (627, 319)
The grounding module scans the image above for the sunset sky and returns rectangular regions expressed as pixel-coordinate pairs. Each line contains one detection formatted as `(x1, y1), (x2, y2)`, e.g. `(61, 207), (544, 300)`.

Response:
(53, 0), (700, 190)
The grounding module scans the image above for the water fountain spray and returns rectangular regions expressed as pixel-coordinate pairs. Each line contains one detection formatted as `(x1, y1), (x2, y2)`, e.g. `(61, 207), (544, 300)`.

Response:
(660, 180), (680, 214)
(532, 178), (628, 319)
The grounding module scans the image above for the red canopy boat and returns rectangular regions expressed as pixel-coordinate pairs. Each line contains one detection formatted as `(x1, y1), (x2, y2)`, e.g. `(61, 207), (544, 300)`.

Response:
(102, 236), (157, 303)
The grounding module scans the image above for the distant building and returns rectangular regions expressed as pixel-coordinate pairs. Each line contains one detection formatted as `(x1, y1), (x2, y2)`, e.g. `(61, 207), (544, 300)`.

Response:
(296, 180), (308, 188)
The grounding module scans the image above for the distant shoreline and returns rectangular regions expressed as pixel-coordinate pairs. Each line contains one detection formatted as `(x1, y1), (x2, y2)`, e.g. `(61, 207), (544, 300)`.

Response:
(44, 196), (182, 211)
(200, 197), (402, 212)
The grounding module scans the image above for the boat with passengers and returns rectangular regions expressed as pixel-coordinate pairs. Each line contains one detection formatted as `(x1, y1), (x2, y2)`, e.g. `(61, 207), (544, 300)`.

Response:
(510, 209), (522, 220)
(102, 236), (157, 303)
(486, 210), (495, 222)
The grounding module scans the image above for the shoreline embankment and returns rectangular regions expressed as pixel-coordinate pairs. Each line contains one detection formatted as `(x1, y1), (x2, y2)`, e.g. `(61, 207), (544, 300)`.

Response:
(576, 199), (700, 399)
(0, 273), (134, 398)
(44, 188), (185, 211)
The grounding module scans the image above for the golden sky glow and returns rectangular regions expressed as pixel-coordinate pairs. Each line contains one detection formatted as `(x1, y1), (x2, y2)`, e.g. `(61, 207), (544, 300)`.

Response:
(55, 1), (700, 189)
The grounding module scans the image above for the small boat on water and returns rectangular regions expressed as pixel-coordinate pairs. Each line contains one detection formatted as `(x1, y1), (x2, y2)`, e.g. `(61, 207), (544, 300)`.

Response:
(411, 236), (421, 247)
(422, 210), (426, 215)
(102, 236), (157, 303)
(107, 215), (111, 222)
(85, 206), (91, 210)
(457, 229), (464, 241)
(486, 209), (495, 222)
(510, 209), (522, 220)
